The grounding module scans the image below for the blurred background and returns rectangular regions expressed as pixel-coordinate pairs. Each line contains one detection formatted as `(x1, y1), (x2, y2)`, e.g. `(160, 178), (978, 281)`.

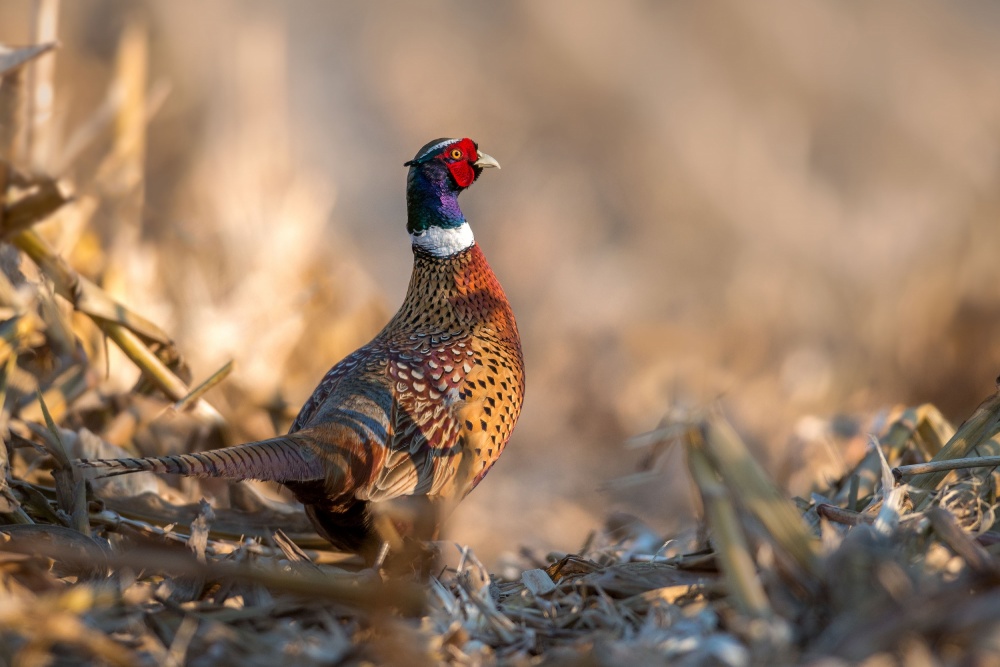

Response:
(3, 0), (1000, 566)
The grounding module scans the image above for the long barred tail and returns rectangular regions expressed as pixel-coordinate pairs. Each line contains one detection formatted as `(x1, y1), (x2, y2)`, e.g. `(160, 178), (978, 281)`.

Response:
(76, 435), (323, 483)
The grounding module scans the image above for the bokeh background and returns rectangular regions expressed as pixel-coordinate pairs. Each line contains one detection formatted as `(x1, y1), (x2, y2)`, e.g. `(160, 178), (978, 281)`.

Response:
(3, 0), (1000, 566)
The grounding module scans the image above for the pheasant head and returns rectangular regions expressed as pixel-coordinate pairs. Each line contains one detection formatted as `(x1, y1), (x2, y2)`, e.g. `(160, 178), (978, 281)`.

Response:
(404, 137), (500, 257)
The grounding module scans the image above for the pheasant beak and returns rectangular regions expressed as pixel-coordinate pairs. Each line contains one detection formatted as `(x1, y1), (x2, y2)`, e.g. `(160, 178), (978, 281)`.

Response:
(474, 151), (501, 170)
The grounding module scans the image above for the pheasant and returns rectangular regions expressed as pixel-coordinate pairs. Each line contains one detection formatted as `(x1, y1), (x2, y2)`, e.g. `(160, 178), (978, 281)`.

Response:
(79, 138), (525, 561)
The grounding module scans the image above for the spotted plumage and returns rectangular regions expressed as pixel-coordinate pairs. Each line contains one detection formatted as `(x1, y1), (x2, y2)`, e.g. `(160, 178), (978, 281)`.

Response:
(78, 138), (524, 560)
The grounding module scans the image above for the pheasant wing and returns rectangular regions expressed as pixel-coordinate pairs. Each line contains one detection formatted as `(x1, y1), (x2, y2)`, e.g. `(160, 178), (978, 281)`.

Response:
(362, 335), (520, 502)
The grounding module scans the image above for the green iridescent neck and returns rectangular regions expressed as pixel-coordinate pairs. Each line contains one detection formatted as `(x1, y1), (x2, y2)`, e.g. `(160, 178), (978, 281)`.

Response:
(406, 162), (466, 234)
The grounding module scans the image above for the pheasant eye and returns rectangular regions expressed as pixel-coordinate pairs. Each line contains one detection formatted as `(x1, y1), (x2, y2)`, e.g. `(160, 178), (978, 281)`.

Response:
(450, 148), (463, 160)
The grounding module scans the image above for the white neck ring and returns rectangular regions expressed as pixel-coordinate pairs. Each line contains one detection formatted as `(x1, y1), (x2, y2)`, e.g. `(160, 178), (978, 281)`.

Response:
(410, 222), (475, 257)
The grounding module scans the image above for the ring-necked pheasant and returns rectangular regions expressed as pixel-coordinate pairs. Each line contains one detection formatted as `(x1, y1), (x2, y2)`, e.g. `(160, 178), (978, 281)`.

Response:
(78, 138), (525, 562)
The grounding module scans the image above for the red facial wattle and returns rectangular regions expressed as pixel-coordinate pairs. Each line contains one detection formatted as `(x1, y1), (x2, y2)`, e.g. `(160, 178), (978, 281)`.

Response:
(442, 138), (480, 188)
(447, 160), (476, 188)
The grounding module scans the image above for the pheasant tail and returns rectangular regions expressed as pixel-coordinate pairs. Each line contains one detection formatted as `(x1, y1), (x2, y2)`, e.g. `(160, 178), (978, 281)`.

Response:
(77, 434), (323, 483)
